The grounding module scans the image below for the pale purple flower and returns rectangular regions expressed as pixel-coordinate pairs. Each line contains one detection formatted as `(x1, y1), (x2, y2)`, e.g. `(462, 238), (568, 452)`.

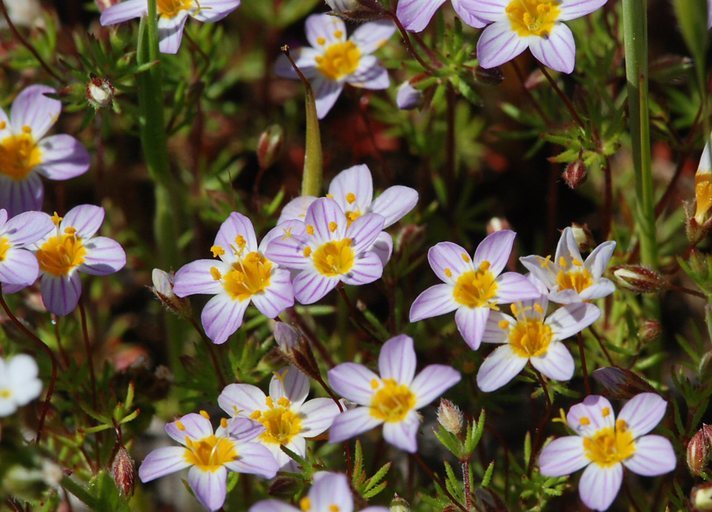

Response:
(520, 227), (616, 304)
(470, 0), (607, 73)
(33, 205), (126, 316)
(409, 230), (540, 350)
(396, 80), (423, 110)
(396, 0), (486, 32)
(265, 197), (385, 304)
(0, 209), (53, 292)
(217, 366), (342, 468)
(173, 212), (294, 344)
(274, 14), (395, 118)
(328, 335), (460, 453)
(138, 412), (278, 512)
(250, 471), (388, 512)
(100, 0), (241, 54)
(0, 354), (43, 417)
(477, 294), (600, 391)
(539, 393), (676, 511)
(277, 164), (418, 266)
(0, 85), (90, 216)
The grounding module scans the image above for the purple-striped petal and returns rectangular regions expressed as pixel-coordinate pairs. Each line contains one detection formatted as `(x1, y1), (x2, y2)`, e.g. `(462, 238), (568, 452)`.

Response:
(528, 23), (576, 74)
(0, 248), (38, 286)
(584, 240), (616, 279)
(476, 21), (529, 69)
(451, 0), (488, 27)
(36, 135), (90, 180)
(328, 164), (373, 214)
(225, 441), (279, 479)
(293, 269), (338, 304)
(350, 20), (395, 53)
(214, 212), (258, 257)
(1, 210), (52, 246)
(342, 251), (383, 286)
(328, 363), (378, 405)
(173, 259), (226, 297)
(62, 204), (104, 239)
(378, 335), (416, 385)
(263, 222), (309, 270)
(165, 413), (214, 444)
(188, 465), (227, 512)
(621, 435), (675, 476)
(312, 77), (344, 119)
(0, 173), (44, 216)
(372, 231), (393, 266)
(371, 186), (418, 228)
(309, 473), (353, 511)
(382, 411), (419, 452)
(100, 0), (147, 25)
(476, 344), (527, 392)
(269, 366), (309, 406)
(217, 383), (267, 417)
(546, 302), (600, 340)
(40, 272), (81, 316)
(200, 293), (248, 344)
(554, 227), (583, 265)
(80, 236), (126, 276)
(276, 196), (316, 225)
(617, 393), (667, 438)
(251, 268), (294, 318)
(464, 0), (509, 21)
(482, 311), (513, 344)
(138, 446), (190, 482)
(305, 13), (346, 48)
(346, 55), (390, 90)
(473, 230), (516, 276)
(530, 342), (575, 381)
(10, 85), (60, 140)
(347, 213), (384, 254)
(396, 0), (446, 32)
(494, 272), (541, 303)
(428, 241), (474, 283)
(409, 284), (458, 322)
(249, 500), (299, 512)
(191, 0), (241, 22)
(157, 12), (188, 54)
(578, 463), (623, 511)
(329, 407), (381, 443)
(538, 436), (588, 477)
(519, 255), (558, 290)
(410, 364), (460, 408)
(578, 279), (616, 300)
(305, 198), (346, 244)
(455, 306), (489, 350)
(299, 398), (342, 437)
(566, 395), (615, 436)
(559, 0), (608, 20)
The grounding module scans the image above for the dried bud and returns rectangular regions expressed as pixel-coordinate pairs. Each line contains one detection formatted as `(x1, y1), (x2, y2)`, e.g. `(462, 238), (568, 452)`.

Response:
(474, 65), (504, 86)
(562, 160), (587, 189)
(692, 482), (712, 511)
(86, 76), (115, 110)
(111, 447), (136, 496)
(390, 494), (410, 512)
(437, 399), (464, 435)
(688, 424), (712, 476)
(150, 269), (191, 317)
(396, 80), (423, 111)
(590, 367), (655, 400)
(271, 322), (320, 380)
(637, 319), (661, 343)
(569, 223), (594, 253)
(325, 0), (385, 20)
(256, 125), (284, 170)
(612, 265), (669, 293)
(486, 217), (511, 234)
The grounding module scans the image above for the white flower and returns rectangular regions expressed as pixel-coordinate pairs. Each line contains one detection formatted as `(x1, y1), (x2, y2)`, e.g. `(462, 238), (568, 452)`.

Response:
(0, 354), (43, 417)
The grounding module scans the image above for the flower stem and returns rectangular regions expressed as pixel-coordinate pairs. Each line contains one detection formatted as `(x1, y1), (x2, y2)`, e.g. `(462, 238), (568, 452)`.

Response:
(622, 0), (658, 268)
(77, 301), (97, 410)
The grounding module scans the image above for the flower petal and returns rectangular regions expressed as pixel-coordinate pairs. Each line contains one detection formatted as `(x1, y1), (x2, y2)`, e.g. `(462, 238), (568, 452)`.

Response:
(249, 500), (299, 512)
(165, 413), (214, 444)
(270, 366), (309, 406)
(528, 23), (576, 74)
(251, 268), (294, 318)
(80, 236), (126, 276)
(200, 293), (248, 344)
(174, 259), (226, 297)
(409, 284), (458, 322)
(342, 251), (383, 286)
(578, 463), (623, 512)
(546, 302), (600, 340)
(622, 435), (676, 476)
(617, 393), (667, 438)
(328, 363), (378, 405)
(299, 398), (342, 437)
(538, 436), (588, 477)
(476, 21), (529, 69)
(371, 231), (393, 266)
(346, 55), (390, 89)
(293, 270), (338, 304)
(451, 0), (488, 27)
(530, 342), (575, 381)
(138, 446), (190, 483)
(40, 273), (81, 317)
(2, 211), (52, 246)
(476, 344), (527, 392)
(482, 311), (513, 344)
(100, 0), (147, 25)
(347, 212), (384, 254)
(191, 0), (241, 22)
(464, 0), (509, 22)
(188, 465), (227, 512)
(274, 49), (320, 80)
(382, 411), (419, 453)
(473, 229), (516, 276)
(410, 364), (461, 408)
(0, 248), (38, 287)
(309, 472), (353, 511)
(7, 354), (41, 404)
(566, 395), (615, 436)
(455, 306), (490, 350)
(371, 186), (418, 228)
(428, 241), (473, 284)
(263, 221), (309, 270)
(62, 204), (104, 239)
(578, 279), (616, 300)
(329, 407), (381, 443)
(305, 198), (347, 244)
(0, 174), (44, 217)
(276, 196), (317, 224)
(584, 240), (616, 279)
(215, 212), (258, 256)
(226, 441), (279, 479)
(519, 256), (558, 290)
(218, 383), (267, 417)
(11, 85), (60, 140)
(494, 272), (541, 304)
(378, 335), (417, 385)
(559, 0), (608, 20)
(157, 12), (188, 54)
(396, 0), (447, 32)
(36, 135), (90, 180)
(312, 77), (344, 119)
(306, 13), (346, 48)
(350, 20), (395, 53)
(328, 164), (373, 215)
(554, 227), (583, 265)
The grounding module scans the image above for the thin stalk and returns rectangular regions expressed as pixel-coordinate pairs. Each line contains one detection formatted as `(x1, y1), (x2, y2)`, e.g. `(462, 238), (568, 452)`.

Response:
(461, 461), (472, 511)
(622, 0), (658, 267)
(77, 301), (97, 409)
(187, 317), (227, 389)
(537, 64), (585, 130)
(577, 334), (591, 394)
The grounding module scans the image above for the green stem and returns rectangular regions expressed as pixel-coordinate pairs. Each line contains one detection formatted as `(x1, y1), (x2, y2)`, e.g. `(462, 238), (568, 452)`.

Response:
(622, 0), (658, 267)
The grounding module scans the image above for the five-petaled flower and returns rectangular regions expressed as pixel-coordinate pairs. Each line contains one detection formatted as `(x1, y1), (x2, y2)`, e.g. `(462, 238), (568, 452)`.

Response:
(470, 0), (607, 73)
(277, 164), (418, 265)
(0, 354), (43, 417)
(265, 197), (385, 305)
(218, 365), (342, 468)
(0, 208), (53, 292)
(520, 227), (616, 304)
(138, 412), (279, 512)
(328, 334), (460, 453)
(396, 0), (486, 32)
(0, 85), (90, 216)
(100, 0), (242, 54)
(173, 212), (294, 344)
(538, 393), (676, 511)
(33, 205), (126, 316)
(274, 14), (395, 118)
(477, 292), (600, 391)
(409, 230), (540, 350)
(250, 471), (388, 512)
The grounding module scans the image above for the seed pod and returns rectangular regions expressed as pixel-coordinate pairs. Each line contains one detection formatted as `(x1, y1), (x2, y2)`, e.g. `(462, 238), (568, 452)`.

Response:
(612, 265), (669, 293)
(687, 424), (712, 476)
(569, 223), (594, 253)
(111, 447), (136, 496)
(562, 160), (587, 189)
(272, 322), (321, 381)
(325, 0), (385, 20)
(475, 65), (504, 85)
(257, 125), (284, 170)
(150, 269), (192, 318)
(437, 399), (464, 435)
(590, 367), (655, 400)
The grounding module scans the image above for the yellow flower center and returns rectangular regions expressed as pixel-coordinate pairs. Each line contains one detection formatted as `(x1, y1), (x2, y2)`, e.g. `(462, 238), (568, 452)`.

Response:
(0, 132), (43, 181)
(312, 239), (355, 277)
(556, 267), (593, 294)
(157, 0), (193, 18)
(252, 396), (303, 445)
(508, 319), (553, 357)
(506, 0), (561, 37)
(37, 229), (87, 277)
(315, 41), (361, 81)
(452, 263), (499, 308)
(370, 378), (416, 423)
(0, 236), (10, 262)
(220, 252), (273, 301)
(694, 174), (712, 223)
(583, 420), (636, 468)
(183, 435), (238, 472)
(0, 388), (11, 399)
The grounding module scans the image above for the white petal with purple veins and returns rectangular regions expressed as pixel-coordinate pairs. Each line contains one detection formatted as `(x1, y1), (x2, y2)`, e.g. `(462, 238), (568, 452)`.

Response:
(617, 393), (667, 438)
(538, 435), (588, 477)
(409, 284), (458, 322)
(622, 435), (675, 476)
(379, 335), (417, 385)
(328, 363), (379, 405)
(476, 21), (529, 69)
(578, 463), (623, 511)
(410, 364), (461, 408)
(80, 236), (126, 276)
(476, 344), (527, 392)
(36, 135), (90, 180)
(200, 293), (248, 344)
(383, 411), (420, 452)
(329, 407), (382, 442)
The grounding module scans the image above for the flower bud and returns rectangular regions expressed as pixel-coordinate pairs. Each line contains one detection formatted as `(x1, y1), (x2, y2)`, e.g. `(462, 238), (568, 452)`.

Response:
(562, 160), (587, 189)
(486, 217), (511, 235)
(111, 447), (136, 496)
(390, 494), (410, 512)
(692, 482), (712, 511)
(590, 367), (655, 400)
(268, 475), (301, 497)
(271, 322), (320, 380)
(688, 424), (712, 476)
(257, 125), (284, 170)
(569, 223), (594, 253)
(86, 76), (115, 110)
(694, 135), (712, 225)
(637, 319), (661, 343)
(612, 265), (669, 293)
(474, 65), (504, 86)
(396, 80), (423, 111)
(150, 269), (191, 317)
(437, 399), (464, 435)
(325, 0), (385, 20)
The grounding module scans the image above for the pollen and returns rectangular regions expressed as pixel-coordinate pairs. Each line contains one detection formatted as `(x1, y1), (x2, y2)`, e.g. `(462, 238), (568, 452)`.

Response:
(556, 267), (593, 294)
(0, 131), (43, 181)
(370, 379), (380, 389)
(51, 212), (62, 225)
(583, 423), (636, 468)
(461, 252), (470, 262)
(235, 235), (246, 248)
(313, 238), (355, 277)
(211, 244), (225, 257)
(505, 0), (561, 38)
(329, 221), (338, 232)
(498, 319), (510, 330)
(539, 255), (552, 268)
(220, 418), (229, 429)
(370, 378), (416, 423)
(334, 30), (343, 39)
(346, 192), (356, 203)
(329, 505), (340, 512)
(601, 407), (610, 417)
(210, 267), (222, 281)
(306, 225), (315, 235)
(572, 259), (583, 267)
(300, 497), (312, 511)
(277, 397), (291, 407)
(157, 0), (193, 19)
(176, 421), (186, 431)
(315, 40), (362, 81)
(558, 257), (568, 267)
(533, 303), (544, 314)
(250, 410), (262, 420)
(0, 121), (5, 130)
(444, 268), (453, 278)
(317, 37), (326, 45)
(200, 410), (210, 419)
(579, 416), (590, 426)
(256, 398), (303, 445)
(21, 125), (31, 134)
(303, 246), (312, 257)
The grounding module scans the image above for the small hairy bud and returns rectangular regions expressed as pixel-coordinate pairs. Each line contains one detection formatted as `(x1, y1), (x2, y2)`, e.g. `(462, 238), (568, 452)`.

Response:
(486, 217), (511, 235)
(150, 269), (191, 317)
(692, 482), (712, 511)
(437, 399), (464, 435)
(396, 80), (423, 111)
(688, 424), (712, 476)
(272, 322), (321, 380)
(562, 160), (587, 189)
(256, 125), (284, 170)
(612, 265), (669, 293)
(390, 494), (410, 512)
(637, 319), (661, 343)
(86, 76), (115, 110)
(111, 447), (136, 496)
(590, 367), (654, 400)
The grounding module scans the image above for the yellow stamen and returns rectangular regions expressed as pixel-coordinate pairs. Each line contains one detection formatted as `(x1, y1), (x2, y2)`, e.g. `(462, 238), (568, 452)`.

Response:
(211, 245), (225, 257)
(221, 252), (273, 301)
(0, 132), (43, 181)
(313, 239), (355, 277)
(183, 434), (238, 472)
(315, 41), (362, 81)
(505, 0), (561, 38)
(346, 192), (356, 204)
(452, 263), (498, 309)
(36, 229), (87, 277)
(508, 319), (553, 358)
(370, 378), (416, 423)
(329, 221), (338, 232)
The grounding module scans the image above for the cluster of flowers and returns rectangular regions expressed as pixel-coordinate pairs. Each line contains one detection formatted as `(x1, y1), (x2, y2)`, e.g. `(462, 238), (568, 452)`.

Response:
(140, 336), (460, 511)
(0, 87), (125, 315)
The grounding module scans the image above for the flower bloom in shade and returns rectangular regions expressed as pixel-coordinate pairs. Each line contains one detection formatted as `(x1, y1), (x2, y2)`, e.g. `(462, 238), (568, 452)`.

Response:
(397, 0), (486, 32)
(99, 0), (241, 54)
(0, 209), (53, 292)
(328, 335), (460, 453)
(274, 14), (395, 119)
(0, 354), (43, 417)
(251, 471), (388, 512)
(469, 0), (607, 73)
(409, 230), (540, 350)
(265, 198), (385, 305)
(277, 164), (418, 265)
(0, 85), (90, 216)
(138, 412), (279, 512)
(34, 205), (126, 316)
(520, 227), (616, 304)
(538, 394), (676, 511)
(173, 212), (294, 344)
(217, 366), (342, 468)
(476, 295), (600, 391)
